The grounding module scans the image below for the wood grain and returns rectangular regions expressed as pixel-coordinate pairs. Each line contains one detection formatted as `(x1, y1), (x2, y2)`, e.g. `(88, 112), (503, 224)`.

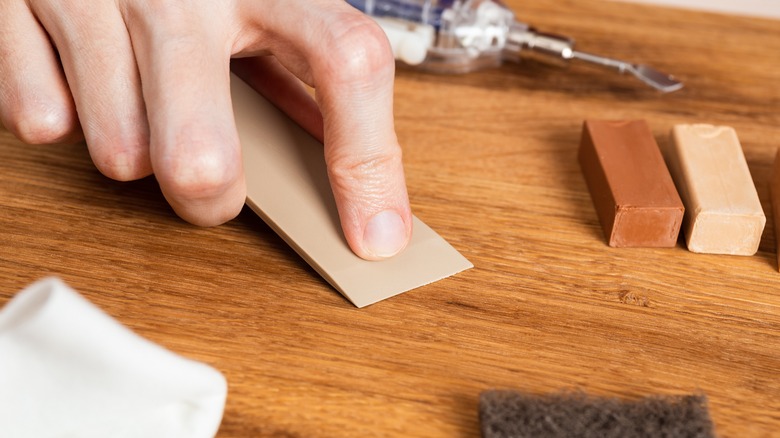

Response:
(1, 1), (779, 436)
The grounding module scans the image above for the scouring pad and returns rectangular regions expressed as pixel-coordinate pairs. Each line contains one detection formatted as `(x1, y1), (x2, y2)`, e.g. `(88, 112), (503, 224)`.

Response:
(480, 390), (715, 438)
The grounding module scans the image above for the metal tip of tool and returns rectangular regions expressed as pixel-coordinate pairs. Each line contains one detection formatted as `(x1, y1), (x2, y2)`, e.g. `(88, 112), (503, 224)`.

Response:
(570, 50), (683, 93)
(627, 64), (684, 93)
(507, 29), (683, 92)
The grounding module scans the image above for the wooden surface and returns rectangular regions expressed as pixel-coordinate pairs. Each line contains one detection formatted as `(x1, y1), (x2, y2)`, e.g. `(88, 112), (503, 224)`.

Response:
(1, 0), (779, 436)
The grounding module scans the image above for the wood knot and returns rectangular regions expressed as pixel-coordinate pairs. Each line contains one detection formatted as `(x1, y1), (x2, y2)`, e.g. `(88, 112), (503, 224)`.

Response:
(618, 290), (650, 307)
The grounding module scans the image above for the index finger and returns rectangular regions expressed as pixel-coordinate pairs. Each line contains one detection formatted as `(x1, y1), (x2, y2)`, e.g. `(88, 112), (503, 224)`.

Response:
(242, 1), (413, 260)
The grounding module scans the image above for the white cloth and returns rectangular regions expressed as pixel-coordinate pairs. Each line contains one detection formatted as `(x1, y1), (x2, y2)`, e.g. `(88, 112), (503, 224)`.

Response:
(0, 278), (227, 438)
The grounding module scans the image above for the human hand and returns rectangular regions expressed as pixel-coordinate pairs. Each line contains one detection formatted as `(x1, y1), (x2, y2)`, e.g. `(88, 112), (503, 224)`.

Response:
(0, 0), (412, 260)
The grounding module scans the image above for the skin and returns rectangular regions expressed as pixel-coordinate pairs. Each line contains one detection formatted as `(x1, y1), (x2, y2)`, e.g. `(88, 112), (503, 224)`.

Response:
(0, 0), (412, 260)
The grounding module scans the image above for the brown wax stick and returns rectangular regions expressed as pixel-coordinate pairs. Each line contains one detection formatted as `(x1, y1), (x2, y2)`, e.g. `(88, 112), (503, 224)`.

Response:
(772, 148), (780, 270)
(578, 120), (684, 247)
(665, 124), (765, 255)
(230, 74), (472, 308)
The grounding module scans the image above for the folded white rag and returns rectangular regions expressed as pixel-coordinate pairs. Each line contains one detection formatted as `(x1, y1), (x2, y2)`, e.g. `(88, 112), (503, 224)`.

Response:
(0, 278), (227, 438)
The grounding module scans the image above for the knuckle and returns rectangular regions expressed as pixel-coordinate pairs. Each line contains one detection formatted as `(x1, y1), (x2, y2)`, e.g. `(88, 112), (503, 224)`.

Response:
(4, 104), (77, 145)
(157, 136), (240, 200)
(327, 147), (404, 192)
(88, 134), (150, 182)
(319, 13), (395, 85)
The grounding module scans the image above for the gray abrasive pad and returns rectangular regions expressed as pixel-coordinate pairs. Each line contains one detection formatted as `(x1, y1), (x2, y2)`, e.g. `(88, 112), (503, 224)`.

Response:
(480, 390), (715, 438)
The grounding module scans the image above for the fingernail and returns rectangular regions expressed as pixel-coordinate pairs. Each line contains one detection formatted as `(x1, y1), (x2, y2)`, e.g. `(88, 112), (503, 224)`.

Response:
(363, 210), (408, 258)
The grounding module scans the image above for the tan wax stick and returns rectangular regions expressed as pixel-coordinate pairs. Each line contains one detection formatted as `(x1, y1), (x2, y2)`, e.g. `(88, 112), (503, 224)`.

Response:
(230, 75), (472, 308)
(771, 148), (780, 271)
(665, 124), (765, 255)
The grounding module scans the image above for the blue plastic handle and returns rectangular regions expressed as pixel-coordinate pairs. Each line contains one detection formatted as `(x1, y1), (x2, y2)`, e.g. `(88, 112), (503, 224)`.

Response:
(346, 0), (455, 27)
